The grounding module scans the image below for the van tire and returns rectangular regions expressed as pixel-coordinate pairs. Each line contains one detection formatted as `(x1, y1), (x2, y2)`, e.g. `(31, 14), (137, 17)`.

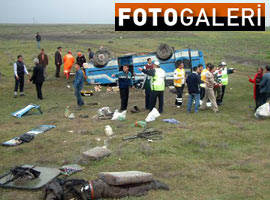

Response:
(156, 44), (173, 60)
(93, 50), (111, 67)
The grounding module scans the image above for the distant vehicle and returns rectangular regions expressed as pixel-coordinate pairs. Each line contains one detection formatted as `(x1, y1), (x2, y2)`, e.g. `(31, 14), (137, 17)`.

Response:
(84, 44), (205, 86)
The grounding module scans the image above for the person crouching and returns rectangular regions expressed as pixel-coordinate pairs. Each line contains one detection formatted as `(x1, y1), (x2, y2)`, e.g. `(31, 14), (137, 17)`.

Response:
(30, 58), (45, 99)
(74, 63), (85, 110)
(112, 65), (133, 111)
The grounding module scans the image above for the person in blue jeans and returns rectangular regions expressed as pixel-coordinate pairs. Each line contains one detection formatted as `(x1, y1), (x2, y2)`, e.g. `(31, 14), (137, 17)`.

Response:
(186, 66), (201, 113)
(74, 63), (84, 109)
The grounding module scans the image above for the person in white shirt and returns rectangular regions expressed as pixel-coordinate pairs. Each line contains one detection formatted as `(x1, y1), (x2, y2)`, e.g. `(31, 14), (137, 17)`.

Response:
(14, 55), (29, 98)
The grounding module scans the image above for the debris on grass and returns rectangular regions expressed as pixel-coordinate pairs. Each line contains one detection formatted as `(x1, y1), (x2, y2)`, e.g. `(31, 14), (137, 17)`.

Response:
(82, 147), (112, 161)
(60, 164), (84, 176)
(162, 119), (180, 124)
(112, 110), (126, 121)
(104, 125), (114, 137)
(12, 104), (43, 118)
(145, 108), (160, 122)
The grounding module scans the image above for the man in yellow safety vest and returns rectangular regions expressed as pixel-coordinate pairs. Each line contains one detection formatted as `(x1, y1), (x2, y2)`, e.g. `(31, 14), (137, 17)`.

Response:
(174, 61), (186, 108)
(220, 61), (235, 104)
(139, 61), (166, 113)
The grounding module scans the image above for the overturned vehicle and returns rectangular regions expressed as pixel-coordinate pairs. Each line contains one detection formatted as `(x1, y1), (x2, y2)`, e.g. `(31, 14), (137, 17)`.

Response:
(84, 44), (206, 86)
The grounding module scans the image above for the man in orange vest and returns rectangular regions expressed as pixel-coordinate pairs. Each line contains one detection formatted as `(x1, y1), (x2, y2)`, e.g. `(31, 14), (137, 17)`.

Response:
(63, 51), (75, 82)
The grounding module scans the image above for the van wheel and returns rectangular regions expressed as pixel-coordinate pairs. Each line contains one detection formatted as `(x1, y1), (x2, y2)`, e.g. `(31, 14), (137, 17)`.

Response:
(156, 44), (173, 60)
(93, 50), (111, 67)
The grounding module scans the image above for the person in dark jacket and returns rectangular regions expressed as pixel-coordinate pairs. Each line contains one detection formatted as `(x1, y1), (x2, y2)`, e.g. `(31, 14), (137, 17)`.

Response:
(37, 48), (49, 77)
(142, 58), (154, 110)
(76, 52), (87, 68)
(112, 65), (133, 111)
(259, 65), (270, 106)
(36, 32), (41, 49)
(248, 67), (263, 110)
(186, 66), (201, 113)
(30, 58), (45, 99)
(88, 48), (94, 61)
(13, 55), (30, 98)
(54, 47), (62, 78)
(74, 63), (85, 109)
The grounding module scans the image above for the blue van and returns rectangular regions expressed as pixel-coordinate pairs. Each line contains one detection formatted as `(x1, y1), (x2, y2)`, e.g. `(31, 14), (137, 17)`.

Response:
(84, 46), (205, 85)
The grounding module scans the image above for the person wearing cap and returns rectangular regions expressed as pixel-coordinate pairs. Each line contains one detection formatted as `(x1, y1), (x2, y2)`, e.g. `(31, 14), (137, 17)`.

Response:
(76, 52), (87, 68)
(139, 61), (166, 113)
(74, 63), (85, 110)
(63, 51), (75, 81)
(220, 61), (235, 104)
(173, 61), (186, 108)
(200, 64), (219, 113)
(112, 65), (133, 111)
(54, 47), (62, 78)
(142, 58), (154, 110)
(30, 58), (45, 100)
(13, 55), (30, 98)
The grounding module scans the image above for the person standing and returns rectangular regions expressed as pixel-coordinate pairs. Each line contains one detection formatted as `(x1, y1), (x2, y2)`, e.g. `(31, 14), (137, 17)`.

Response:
(38, 48), (49, 77)
(186, 66), (201, 113)
(76, 52), (87, 68)
(112, 65), (133, 111)
(174, 61), (185, 108)
(13, 55), (30, 98)
(214, 64), (223, 105)
(259, 66), (270, 106)
(74, 63), (85, 109)
(30, 58), (45, 100)
(36, 32), (41, 49)
(200, 63), (211, 100)
(142, 58), (154, 110)
(88, 48), (94, 61)
(63, 51), (75, 83)
(54, 47), (62, 78)
(139, 61), (166, 113)
(220, 61), (235, 104)
(248, 67), (263, 110)
(200, 65), (219, 113)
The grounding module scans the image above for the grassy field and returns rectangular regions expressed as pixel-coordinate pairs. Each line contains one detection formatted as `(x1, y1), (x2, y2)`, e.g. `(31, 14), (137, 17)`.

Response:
(0, 25), (270, 200)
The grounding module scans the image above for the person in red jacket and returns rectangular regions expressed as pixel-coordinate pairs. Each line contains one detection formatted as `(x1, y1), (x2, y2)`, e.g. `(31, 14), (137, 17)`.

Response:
(248, 67), (263, 110)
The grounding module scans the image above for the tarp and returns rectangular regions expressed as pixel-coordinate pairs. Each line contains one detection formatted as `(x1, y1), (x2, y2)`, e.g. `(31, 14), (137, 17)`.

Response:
(12, 104), (42, 118)
(2, 125), (56, 147)
(0, 165), (60, 190)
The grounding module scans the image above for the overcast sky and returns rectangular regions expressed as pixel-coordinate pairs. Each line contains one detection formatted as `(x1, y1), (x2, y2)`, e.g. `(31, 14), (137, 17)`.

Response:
(0, 0), (269, 26)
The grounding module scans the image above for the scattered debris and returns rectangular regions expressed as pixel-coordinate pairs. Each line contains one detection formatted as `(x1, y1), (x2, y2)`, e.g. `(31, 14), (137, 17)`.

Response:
(112, 109), (126, 121)
(130, 106), (141, 113)
(255, 102), (270, 119)
(94, 85), (102, 92)
(82, 147), (112, 161)
(81, 90), (94, 97)
(2, 125), (56, 147)
(123, 128), (163, 141)
(77, 130), (90, 134)
(79, 114), (89, 118)
(12, 104), (43, 118)
(107, 86), (119, 92)
(0, 165), (60, 190)
(60, 164), (84, 176)
(163, 119), (180, 124)
(104, 125), (114, 137)
(98, 107), (112, 116)
(145, 108), (160, 122)
(132, 121), (147, 128)
(64, 106), (75, 119)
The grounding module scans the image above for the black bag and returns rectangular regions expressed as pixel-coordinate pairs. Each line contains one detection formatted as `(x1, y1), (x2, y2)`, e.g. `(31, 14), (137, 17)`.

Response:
(19, 134), (34, 143)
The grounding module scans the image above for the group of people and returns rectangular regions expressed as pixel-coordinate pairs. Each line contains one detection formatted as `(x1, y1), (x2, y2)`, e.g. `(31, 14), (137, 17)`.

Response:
(13, 42), (95, 103)
(248, 66), (270, 110)
(112, 58), (235, 115)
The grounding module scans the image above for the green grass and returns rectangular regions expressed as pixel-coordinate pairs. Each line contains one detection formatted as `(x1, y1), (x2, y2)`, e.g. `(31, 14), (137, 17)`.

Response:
(0, 25), (270, 200)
